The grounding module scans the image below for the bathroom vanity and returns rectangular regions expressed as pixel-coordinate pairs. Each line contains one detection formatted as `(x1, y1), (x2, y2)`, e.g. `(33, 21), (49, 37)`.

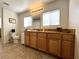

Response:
(24, 29), (75, 59)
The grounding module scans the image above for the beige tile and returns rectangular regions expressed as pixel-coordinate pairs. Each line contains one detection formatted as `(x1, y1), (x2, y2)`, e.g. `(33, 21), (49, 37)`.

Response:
(0, 43), (58, 59)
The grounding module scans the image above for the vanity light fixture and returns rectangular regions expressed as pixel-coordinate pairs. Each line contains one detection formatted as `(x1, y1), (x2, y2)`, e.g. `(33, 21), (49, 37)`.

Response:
(31, 8), (43, 13)
(29, 2), (44, 15)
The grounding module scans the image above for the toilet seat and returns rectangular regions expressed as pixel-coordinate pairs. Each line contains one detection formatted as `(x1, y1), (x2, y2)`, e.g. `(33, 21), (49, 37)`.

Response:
(13, 36), (19, 40)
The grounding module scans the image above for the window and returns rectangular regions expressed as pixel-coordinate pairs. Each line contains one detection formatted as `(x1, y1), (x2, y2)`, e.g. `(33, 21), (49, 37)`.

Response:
(24, 16), (32, 28)
(43, 10), (60, 26)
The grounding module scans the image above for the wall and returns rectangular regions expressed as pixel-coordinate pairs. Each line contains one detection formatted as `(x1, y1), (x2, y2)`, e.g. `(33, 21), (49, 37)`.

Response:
(3, 8), (18, 43)
(42, 0), (69, 29)
(18, 11), (29, 35)
(0, 8), (1, 17)
(0, 8), (2, 38)
(69, 0), (79, 59)
(18, 0), (69, 35)
(0, 8), (2, 28)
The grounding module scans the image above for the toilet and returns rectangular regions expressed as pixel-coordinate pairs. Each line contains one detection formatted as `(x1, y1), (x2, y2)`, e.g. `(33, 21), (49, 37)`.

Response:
(10, 29), (19, 43)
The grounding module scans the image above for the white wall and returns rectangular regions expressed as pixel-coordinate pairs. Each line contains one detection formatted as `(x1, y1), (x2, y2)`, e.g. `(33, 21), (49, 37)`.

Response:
(69, 0), (79, 59)
(18, 12), (29, 35)
(0, 8), (1, 17)
(43, 0), (69, 29)
(0, 8), (2, 28)
(3, 8), (18, 43)
(18, 0), (69, 34)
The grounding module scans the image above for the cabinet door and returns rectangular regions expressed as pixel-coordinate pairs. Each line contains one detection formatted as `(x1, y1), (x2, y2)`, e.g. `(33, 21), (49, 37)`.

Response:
(30, 33), (37, 48)
(38, 33), (47, 51)
(62, 41), (73, 59)
(25, 32), (30, 46)
(38, 38), (47, 51)
(48, 39), (61, 56)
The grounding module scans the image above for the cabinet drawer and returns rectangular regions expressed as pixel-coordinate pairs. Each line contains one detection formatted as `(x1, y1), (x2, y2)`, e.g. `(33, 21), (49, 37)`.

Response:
(38, 37), (45, 39)
(38, 33), (46, 38)
(30, 36), (36, 39)
(63, 34), (74, 41)
(30, 32), (37, 36)
(25, 32), (29, 35)
(47, 33), (61, 39)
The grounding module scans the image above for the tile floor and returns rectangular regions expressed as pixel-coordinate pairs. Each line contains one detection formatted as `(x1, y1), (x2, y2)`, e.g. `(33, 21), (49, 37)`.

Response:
(0, 43), (58, 59)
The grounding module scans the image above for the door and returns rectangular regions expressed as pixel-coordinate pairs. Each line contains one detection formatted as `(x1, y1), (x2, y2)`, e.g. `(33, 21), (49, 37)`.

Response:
(25, 32), (30, 46)
(37, 33), (47, 51)
(62, 40), (73, 59)
(48, 39), (61, 56)
(30, 32), (37, 48)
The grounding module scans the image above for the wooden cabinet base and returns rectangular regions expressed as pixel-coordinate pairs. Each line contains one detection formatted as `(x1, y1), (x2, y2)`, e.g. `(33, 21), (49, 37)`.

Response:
(24, 29), (75, 59)
(61, 40), (74, 59)
(48, 39), (61, 56)
(37, 33), (47, 52)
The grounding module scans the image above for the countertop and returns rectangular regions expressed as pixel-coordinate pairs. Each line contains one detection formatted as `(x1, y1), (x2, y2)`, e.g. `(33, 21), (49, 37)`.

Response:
(25, 30), (74, 34)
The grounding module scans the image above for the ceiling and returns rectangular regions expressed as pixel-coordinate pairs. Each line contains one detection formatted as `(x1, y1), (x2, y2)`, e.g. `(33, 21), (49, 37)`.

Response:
(0, 0), (56, 13)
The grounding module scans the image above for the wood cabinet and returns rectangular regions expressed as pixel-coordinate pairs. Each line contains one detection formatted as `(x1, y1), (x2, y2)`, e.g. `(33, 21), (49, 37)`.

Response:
(30, 32), (37, 48)
(47, 33), (61, 56)
(24, 29), (75, 59)
(24, 31), (30, 46)
(48, 39), (61, 56)
(62, 41), (73, 59)
(61, 34), (74, 59)
(37, 33), (47, 52)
